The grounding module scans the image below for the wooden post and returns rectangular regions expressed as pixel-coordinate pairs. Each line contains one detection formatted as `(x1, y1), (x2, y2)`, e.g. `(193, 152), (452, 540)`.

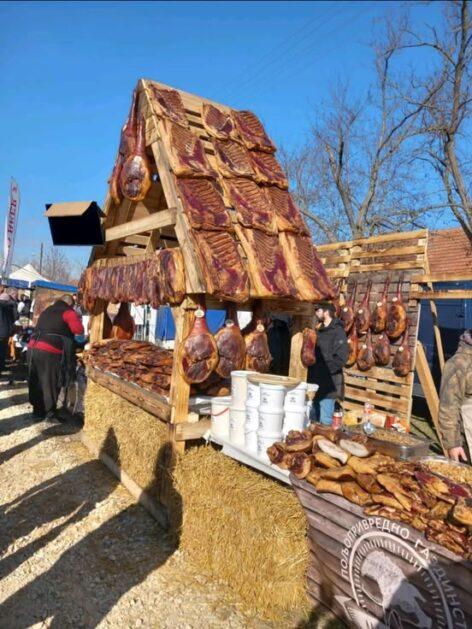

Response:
(415, 341), (446, 455)
(289, 315), (312, 381)
(428, 282), (445, 372)
(89, 298), (108, 343)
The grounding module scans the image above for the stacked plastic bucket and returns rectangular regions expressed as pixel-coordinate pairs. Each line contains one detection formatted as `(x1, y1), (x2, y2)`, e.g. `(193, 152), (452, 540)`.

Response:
(229, 371), (254, 446)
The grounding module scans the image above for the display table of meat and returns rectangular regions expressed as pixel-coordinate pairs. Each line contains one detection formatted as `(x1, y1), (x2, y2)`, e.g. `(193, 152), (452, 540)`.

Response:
(291, 476), (471, 628)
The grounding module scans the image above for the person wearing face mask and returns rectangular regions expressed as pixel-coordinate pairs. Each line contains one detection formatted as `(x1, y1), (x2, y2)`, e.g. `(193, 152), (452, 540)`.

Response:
(307, 302), (349, 426)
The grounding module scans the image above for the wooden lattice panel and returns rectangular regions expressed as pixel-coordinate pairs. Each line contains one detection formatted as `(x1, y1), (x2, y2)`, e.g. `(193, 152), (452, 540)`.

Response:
(317, 230), (428, 424)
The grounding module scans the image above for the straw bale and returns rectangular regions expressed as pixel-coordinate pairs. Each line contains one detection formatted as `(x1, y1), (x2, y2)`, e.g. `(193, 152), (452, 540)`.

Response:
(84, 381), (169, 501)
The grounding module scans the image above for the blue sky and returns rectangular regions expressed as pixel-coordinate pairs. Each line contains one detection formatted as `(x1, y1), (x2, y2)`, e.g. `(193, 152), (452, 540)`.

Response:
(0, 0), (445, 271)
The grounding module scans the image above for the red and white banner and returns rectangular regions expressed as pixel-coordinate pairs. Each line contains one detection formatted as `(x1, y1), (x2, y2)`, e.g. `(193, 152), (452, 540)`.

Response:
(2, 178), (20, 279)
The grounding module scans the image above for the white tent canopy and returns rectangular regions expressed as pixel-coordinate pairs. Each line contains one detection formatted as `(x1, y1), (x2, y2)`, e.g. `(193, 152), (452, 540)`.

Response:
(9, 264), (49, 284)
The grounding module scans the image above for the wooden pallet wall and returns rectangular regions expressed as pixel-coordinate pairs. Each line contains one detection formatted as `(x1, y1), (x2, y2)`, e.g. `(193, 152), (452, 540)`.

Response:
(317, 230), (428, 424)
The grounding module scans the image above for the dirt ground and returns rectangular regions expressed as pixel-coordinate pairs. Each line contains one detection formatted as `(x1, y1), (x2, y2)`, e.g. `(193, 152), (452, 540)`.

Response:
(0, 368), (336, 629)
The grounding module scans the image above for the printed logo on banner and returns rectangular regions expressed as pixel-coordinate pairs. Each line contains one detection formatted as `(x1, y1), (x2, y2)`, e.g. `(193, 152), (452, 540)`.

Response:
(336, 518), (467, 629)
(2, 178), (20, 278)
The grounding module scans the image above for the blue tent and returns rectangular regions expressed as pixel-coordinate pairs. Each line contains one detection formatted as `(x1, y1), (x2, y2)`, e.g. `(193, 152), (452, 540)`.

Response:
(32, 280), (77, 293)
(155, 306), (225, 341)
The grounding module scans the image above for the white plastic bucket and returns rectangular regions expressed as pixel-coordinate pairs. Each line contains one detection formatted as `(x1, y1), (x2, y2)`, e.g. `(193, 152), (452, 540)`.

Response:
(231, 371), (254, 409)
(257, 431), (283, 462)
(245, 430), (257, 452)
(229, 406), (246, 445)
(259, 383), (286, 411)
(210, 395), (231, 439)
(283, 408), (307, 435)
(285, 382), (308, 410)
(246, 380), (260, 408)
(258, 409), (284, 433)
(245, 405), (259, 432)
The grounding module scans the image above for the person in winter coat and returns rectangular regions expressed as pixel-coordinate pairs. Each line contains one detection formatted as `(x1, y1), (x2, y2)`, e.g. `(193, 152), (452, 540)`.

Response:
(307, 302), (349, 426)
(27, 294), (84, 421)
(0, 288), (17, 374)
(438, 329), (472, 463)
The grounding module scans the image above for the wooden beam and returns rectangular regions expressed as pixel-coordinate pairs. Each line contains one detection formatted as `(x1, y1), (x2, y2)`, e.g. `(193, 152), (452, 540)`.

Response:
(124, 234), (151, 246)
(427, 282), (445, 373)
(88, 298), (108, 343)
(105, 209), (176, 242)
(316, 229), (428, 252)
(410, 290), (472, 300)
(173, 419), (211, 441)
(411, 272), (472, 283)
(415, 341), (446, 455)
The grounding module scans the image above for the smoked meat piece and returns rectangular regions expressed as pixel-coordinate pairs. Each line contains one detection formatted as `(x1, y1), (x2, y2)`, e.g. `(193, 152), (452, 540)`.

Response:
(392, 326), (411, 377)
(279, 232), (335, 301)
(236, 226), (295, 298)
(357, 329), (375, 371)
(165, 121), (216, 178)
(111, 303), (135, 340)
(149, 84), (189, 127)
(119, 117), (152, 202)
(264, 186), (309, 235)
(232, 110), (275, 153)
(346, 325), (358, 367)
(250, 150), (288, 189)
(244, 320), (272, 373)
(176, 178), (232, 231)
(214, 304), (246, 378)
(148, 248), (186, 307)
(179, 309), (219, 383)
(371, 277), (390, 333)
(355, 280), (372, 335)
(201, 103), (239, 141)
(193, 230), (250, 302)
(387, 276), (407, 340)
(340, 281), (357, 333)
(301, 327), (317, 367)
(109, 154), (124, 207)
(212, 139), (255, 179)
(222, 178), (277, 235)
(373, 333), (391, 366)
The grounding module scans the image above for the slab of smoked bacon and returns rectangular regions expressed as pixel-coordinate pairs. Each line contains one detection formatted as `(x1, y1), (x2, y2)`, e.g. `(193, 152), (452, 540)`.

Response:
(232, 110), (276, 153)
(176, 178), (232, 231)
(193, 230), (250, 302)
(279, 233), (335, 301)
(264, 186), (309, 235)
(149, 84), (189, 128)
(222, 178), (277, 235)
(147, 248), (186, 307)
(211, 139), (255, 179)
(235, 226), (295, 298)
(201, 103), (239, 141)
(250, 150), (288, 189)
(164, 120), (216, 178)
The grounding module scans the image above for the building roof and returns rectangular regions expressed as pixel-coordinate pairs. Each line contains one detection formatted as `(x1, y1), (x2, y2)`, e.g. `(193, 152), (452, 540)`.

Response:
(428, 228), (472, 278)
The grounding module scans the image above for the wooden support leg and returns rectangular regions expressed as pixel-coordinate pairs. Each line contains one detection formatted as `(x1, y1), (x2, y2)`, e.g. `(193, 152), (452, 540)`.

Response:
(89, 299), (108, 343)
(415, 341), (446, 455)
(289, 315), (312, 381)
(428, 282), (445, 373)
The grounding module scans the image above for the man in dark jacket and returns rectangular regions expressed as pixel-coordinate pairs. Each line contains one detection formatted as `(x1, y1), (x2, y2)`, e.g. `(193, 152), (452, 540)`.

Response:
(0, 288), (17, 374)
(28, 295), (84, 420)
(307, 302), (349, 425)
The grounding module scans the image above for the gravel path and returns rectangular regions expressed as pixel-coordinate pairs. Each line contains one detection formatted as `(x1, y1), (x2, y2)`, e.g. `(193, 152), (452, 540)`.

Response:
(0, 377), (283, 628)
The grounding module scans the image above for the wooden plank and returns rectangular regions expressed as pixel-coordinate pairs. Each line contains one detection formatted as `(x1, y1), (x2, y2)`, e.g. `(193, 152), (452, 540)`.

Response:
(411, 272), (472, 283)
(351, 259), (425, 273)
(88, 297), (107, 343)
(344, 385), (409, 412)
(105, 209), (176, 242)
(124, 234), (151, 246)
(415, 341), (446, 454)
(87, 367), (171, 422)
(346, 365), (413, 385)
(410, 290), (472, 300)
(316, 228), (428, 252)
(428, 281), (445, 373)
(174, 418), (211, 441)
(356, 244), (425, 258)
(288, 315), (312, 381)
(344, 374), (410, 396)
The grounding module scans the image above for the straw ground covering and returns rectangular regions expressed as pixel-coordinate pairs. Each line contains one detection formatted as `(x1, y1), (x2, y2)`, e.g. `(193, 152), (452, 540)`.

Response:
(84, 383), (310, 622)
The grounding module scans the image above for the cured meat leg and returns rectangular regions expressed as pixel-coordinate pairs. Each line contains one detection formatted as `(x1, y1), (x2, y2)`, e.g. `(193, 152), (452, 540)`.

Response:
(176, 178), (232, 231)
(109, 88), (138, 206)
(371, 277), (390, 333)
(164, 120), (216, 178)
(279, 232), (335, 301)
(264, 186), (309, 235)
(387, 276), (407, 340)
(392, 325), (411, 377)
(222, 178), (277, 235)
(214, 303), (246, 377)
(346, 325), (358, 367)
(149, 84), (189, 127)
(340, 281), (357, 333)
(250, 150), (288, 189)
(357, 329), (375, 371)
(232, 110), (276, 153)
(179, 308), (219, 383)
(373, 333), (391, 366)
(201, 103), (239, 141)
(244, 309), (272, 372)
(236, 226), (295, 298)
(211, 139), (255, 179)
(120, 117), (152, 202)
(193, 230), (250, 302)
(301, 327), (317, 367)
(356, 280), (372, 335)
(111, 303), (135, 340)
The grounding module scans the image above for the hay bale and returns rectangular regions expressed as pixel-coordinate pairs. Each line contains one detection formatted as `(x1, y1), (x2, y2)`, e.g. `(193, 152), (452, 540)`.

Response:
(84, 381), (169, 501)
(173, 444), (309, 621)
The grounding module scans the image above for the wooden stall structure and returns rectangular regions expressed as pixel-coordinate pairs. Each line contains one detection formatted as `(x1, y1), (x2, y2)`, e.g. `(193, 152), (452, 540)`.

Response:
(317, 230), (428, 426)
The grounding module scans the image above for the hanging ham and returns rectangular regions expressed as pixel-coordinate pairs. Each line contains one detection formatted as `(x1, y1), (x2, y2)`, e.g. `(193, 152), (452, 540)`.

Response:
(214, 304), (246, 378)
(179, 308), (219, 384)
(109, 89), (138, 206)
(346, 325), (358, 367)
(373, 333), (391, 367)
(111, 303), (135, 340)
(340, 281), (357, 333)
(356, 280), (372, 335)
(392, 326), (412, 377)
(301, 327), (317, 367)
(243, 308), (272, 372)
(119, 116), (152, 202)
(371, 277), (390, 333)
(387, 276), (407, 340)
(357, 329), (375, 372)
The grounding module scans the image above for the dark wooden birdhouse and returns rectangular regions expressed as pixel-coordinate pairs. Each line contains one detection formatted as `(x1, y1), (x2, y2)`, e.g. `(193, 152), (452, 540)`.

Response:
(45, 201), (105, 246)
